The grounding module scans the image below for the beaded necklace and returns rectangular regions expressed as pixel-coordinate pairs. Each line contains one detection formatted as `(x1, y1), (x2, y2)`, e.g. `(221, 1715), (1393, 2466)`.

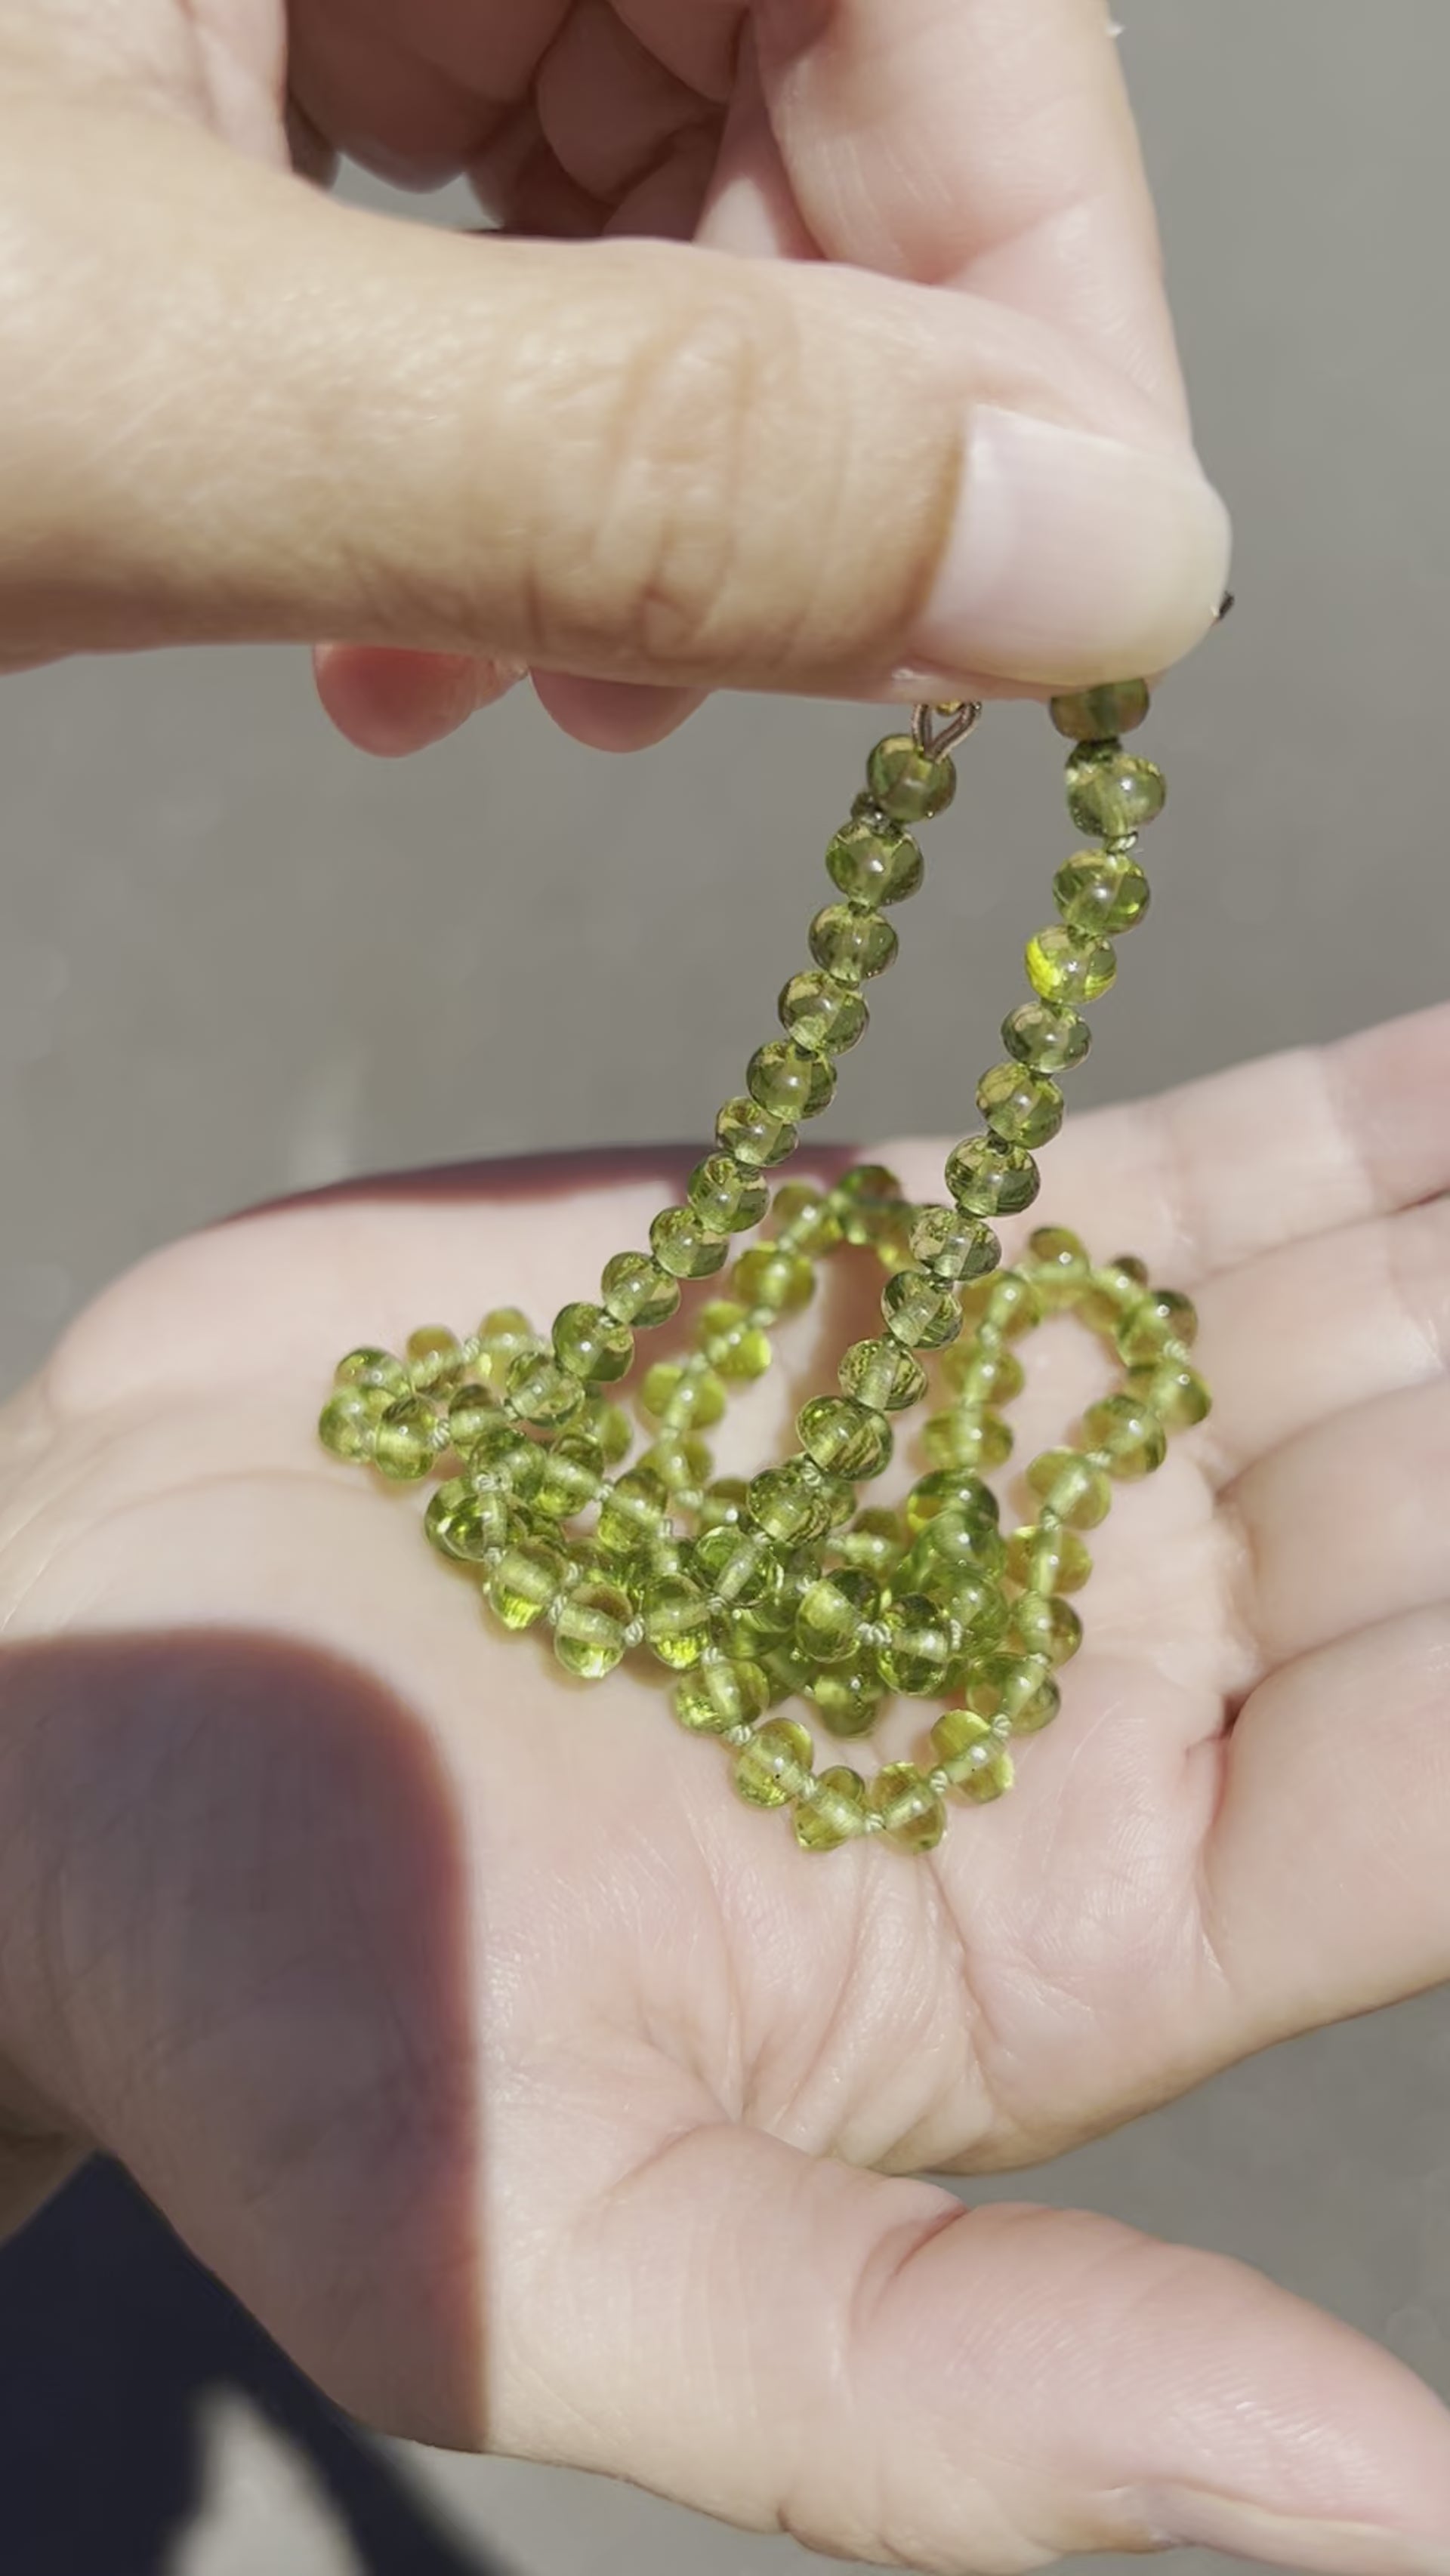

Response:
(317, 676), (1209, 1859)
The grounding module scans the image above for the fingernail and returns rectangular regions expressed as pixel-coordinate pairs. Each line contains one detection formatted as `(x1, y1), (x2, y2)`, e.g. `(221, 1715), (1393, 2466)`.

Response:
(910, 408), (1232, 691)
(1139, 2485), (1450, 2575)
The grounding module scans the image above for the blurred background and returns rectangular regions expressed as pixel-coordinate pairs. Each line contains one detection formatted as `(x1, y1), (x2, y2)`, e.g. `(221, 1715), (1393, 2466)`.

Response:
(1, 3), (1447, 2570)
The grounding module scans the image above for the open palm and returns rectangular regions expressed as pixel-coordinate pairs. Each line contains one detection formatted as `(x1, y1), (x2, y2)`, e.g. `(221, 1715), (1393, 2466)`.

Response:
(2, 1006), (1449, 2576)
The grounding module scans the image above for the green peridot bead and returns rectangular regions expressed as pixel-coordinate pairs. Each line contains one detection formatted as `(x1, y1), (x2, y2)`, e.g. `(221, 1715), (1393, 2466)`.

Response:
(1025, 1447), (1112, 1528)
(976, 1062), (1066, 1151)
(1115, 1288), (1199, 1363)
(1001, 998), (1092, 1074)
(810, 1659), (885, 1738)
(933, 1570), (1007, 1652)
(504, 1348), (586, 1429)
(476, 1308), (539, 1389)
(699, 1299), (773, 1380)
(374, 1394), (445, 1480)
(899, 1505), (1005, 1594)
(945, 1135), (1041, 1218)
(1126, 1358), (1211, 1429)
(406, 1324), (464, 1392)
(690, 1523), (781, 1607)
(1026, 925), (1117, 1007)
(425, 1478), (510, 1561)
(595, 1467), (671, 1557)
(794, 1766), (869, 1850)
(697, 1474), (749, 1531)
(747, 1040), (836, 1123)
(908, 1204), (1000, 1283)
(487, 1537), (567, 1631)
(1024, 1224), (1091, 1308)
(335, 1346), (410, 1400)
(929, 1708), (1015, 1801)
(448, 1381), (495, 1449)
(937, 1340), (1024, 1404)
(795, 1567), (877, 1663)
(828, 1162), (906, 1246)
(715, 1095), (798, 1169)
(825, 812), (924, 908)
(552, 1300), (634, 1384)
(552, 1578), (634, 1679)
(838, 1335), (927, 1413)
(673, 1657), (771, 1735)
(639, 1429), (712, 1497)
(921, 1407), (1013, 1472)
(686, 1154), (770, 1236)
(778, 969), (868, 1056)
(809, 902), (899, 986)
(1011, 1591), (1083, 1666)
(877, 1595), (954, 1696)
(733, 1718), (815, 1809)
(319, 1389), (380, 1461)
(533, 1432), (604, 1521)
(771, 1182), (843, 1256)
(904, 1468), (1000, 1535)
(881, 1268), (963, 1351)
(748, 1456), (852, 1546)
(600, 1249), (681, 1330)
(797, 1394), (893, 1479)
(649, 1205), (730, 1281)
(1065, 743), (1165, 837)
(639, 1360), (726, 1430)
(838, 1506), (906, 1581)
(580, 1398), (633, 1468)
(965, 1653), (1060, 1736)
(641, 1576), (714, 1669)
(732, 1243), (815, 1314)
(1006, 1522), (1092, 1595)
(1054, 849), (1150, 937)
(865, 735), (958, 822)
(868, 1761), (946, 1853)
(1082, 1393), (1168, 1478)
(1048, 679), (1150, 741)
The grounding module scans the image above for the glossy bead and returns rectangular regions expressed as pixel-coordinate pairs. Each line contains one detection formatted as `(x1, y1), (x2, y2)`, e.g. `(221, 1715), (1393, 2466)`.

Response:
(908, 1205), (999, 1283)
(1115, 1289), (1199, 1363)
(1082, 1393), (1168, 1478)
(794, 1767), (869, 1850)
(1127, 1359), (1211, 1429)
(825, 813), (924, 907)
(748, 1456), (850, 1545)
(809, 902), (899, 984)
(464, 1413), (545, 1501)
(641, 1576), (714, 1669)
(673, 1657), (771, 1735)
(406, 1325), (464, 1391)
(553, 1579), (634, 1679)
(319, 1390), (379, 1461)
(553, 1300), (634, 1384)
(1049, 678), (1150, 740)
(930, 1709), (1015, 1801)
(595, 1468), (671, 1558)
(934, 1571), (1008, 1654)
(335, 1346), (410, 1400)
(778, 970), (868, 1055)
(374, 1394), (445, 1480)
(838, 1507), (907, 1581)
(425, 1478), (510, 1561)
(1006, 1523), (1092, 1595)
(1065, 743), (1165, 837)
(686, 1154), (770, 1235)
(747, 1040), (836, 1123)
(582, 1399), (634, 1468)
(798, 1394), (893, 1479)
(830, 1163), (909, 1250)
(532, 1433), (603, 1521)
(771, 1182), (844, 1256)
(838, 1335), (927, 1413)
(811, 1661), (886, 1737)
(690, 1524), (782, 1608)
(945, 1135), (1041, 1217)
(448, 1381), (496, 1450)
(733, 1718), (814, 1808)
(899, 1505), (1004, 1591)
(795, 1568), (877, 1662)
(1001, 998), (1092, 1074)
(964, 1653), (1060, 1736)
(649, 1206), (730, 1282)
(638, 1430), (713, 1497)
(903, 1468), (1000, 1536)
(639, 1361), (726, 1431)
(865, 735), (957, 822)
(1023, 1448), (1111, 1530)
(1012, 1592), (1083, 1665)
(732, 1243), (815, 1314)
(868, 1762), (946, 1853)
(1076, 1256), (1151, 1333)
(877, 1596), (953, 1696)
(1054, 849), (1150, 937)
(487, 1538), (566, 1631)
(937, 1341), (1024, 1404)
(504, 1349), (586, 1428)
(699, 1300), (773, 1380)
(476, 1308), (539, 1390)
(881, 1268), (963, 1351)
(697, 1474), (749, 1531)
(600, 1250), (681, 1330)
(1025, 926), (1116, 1007)
(921, 1407), (1013, 1471)
(1025, 1224), (1091, 1308)
(715, 1095), (798, 1169)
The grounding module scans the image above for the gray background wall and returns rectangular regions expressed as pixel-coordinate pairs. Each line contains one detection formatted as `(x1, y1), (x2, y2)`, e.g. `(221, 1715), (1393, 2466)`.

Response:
(0, 5), (1446, 2572)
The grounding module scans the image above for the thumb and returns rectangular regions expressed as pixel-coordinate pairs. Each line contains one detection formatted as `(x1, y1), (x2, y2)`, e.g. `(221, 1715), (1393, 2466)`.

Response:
(0, 97), (1229, 698)
(536, 2124), (1450, 2576)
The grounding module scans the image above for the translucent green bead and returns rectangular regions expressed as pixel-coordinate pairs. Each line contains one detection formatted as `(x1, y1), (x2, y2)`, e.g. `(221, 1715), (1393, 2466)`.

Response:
(1025, 1448), (1112, 1528)
(899, 1505), (1005, 1594)
(809, 902), (899, 986)
(733, 1718), (815, 1809)
(1077, 1254), (1151, 1333)
(825, 813), (924, 907)
(686, 1154), (770, 1236)
(595, 1467), (671, 1558)
(746, 1040), (836, 1123)
(1054, 849), (1150, 938)
(463, 1413), (542, 1502)
(1126, 1358), (1211, 1429)
(879, 1268), (962, 1351)
(795, 1568), (877, 1663)
(448, 1381), (496, 1449)
(1082, 1393), (1168, 1478)
(1024, 1224), (1091, 1308)
(1006, 1522), (1092, 1595)
(487, 1538), (566, 1631)
(1026, 924), (1117, 1007)
(976, 1062), (1065, 1151)
(638, 1427), (711, 1500)
(530, 1432), (603, 1521)
(504, 1348), (586, 1429)
(600, 1250), (681, 1330)
(690, 1523), (782, 1608)
(797, 1394), (893, 1479)
(699, 1301), (773, 1380)
(929, 1709), (1011, 1801)
(868, 1761), (946, 1853)
(829, 1162), (906, 1245)
(1001, 998), (1092, 1074)
(838, 1335), (927, 1413)
(1065, 743), (1165, 837)
(921, 1407), (1013, 1472)
(319, 1389), (380, 1461)
(1049, 678), (1150, 741)
(908, 1205), (999, 1284)
(937, 1340), (1024, 1404)
(578, 1397), (632, 1468)
(748, 1456), (851, 1545)
(984, 1269), (1046, 1338)
(1115, 1289), (1199, 1363)
(641, 1576), (714, 1670)
(639, 1361), (726, 1431)
(476, 1308), (539, 1391)
(778, 970), (868, 1056)
(965, 1653), (1060, 1736)
(552, 1578), (634, 1679)
(335, 1346), (410, 1400)
(945, 1135), (1041, 1217)
(839, 1506), (907, 1581)
(552, 1300), (634, 1385)
(374, 1394), (445, 1480)
(1012, 1592), (1083, 1666)
(771, 1182), (844, 1256)
(877, 1596), (953, 1696)
(697, 1474), (749, 1531)
(649, 1205), (730, 1282)
(865, 735), (957, 823)
(426, 1478), (510, 1561)
(732, 1243), (815, 1315)
(904, 1468), (1000, 1536)
(795, 1767), (870, 1850)
(935, 1570), (1008, 1655)
(406, 1325), (465, 1392)
(810, 1659), (885, 1737)
(673, 1657), (771, 1735)
(715, 1095), (798, 1169)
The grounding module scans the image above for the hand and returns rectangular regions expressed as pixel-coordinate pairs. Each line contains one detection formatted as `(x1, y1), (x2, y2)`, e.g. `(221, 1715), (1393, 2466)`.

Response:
(1, 1003), (1448, 2574)
(0, 1), (1228, 754)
